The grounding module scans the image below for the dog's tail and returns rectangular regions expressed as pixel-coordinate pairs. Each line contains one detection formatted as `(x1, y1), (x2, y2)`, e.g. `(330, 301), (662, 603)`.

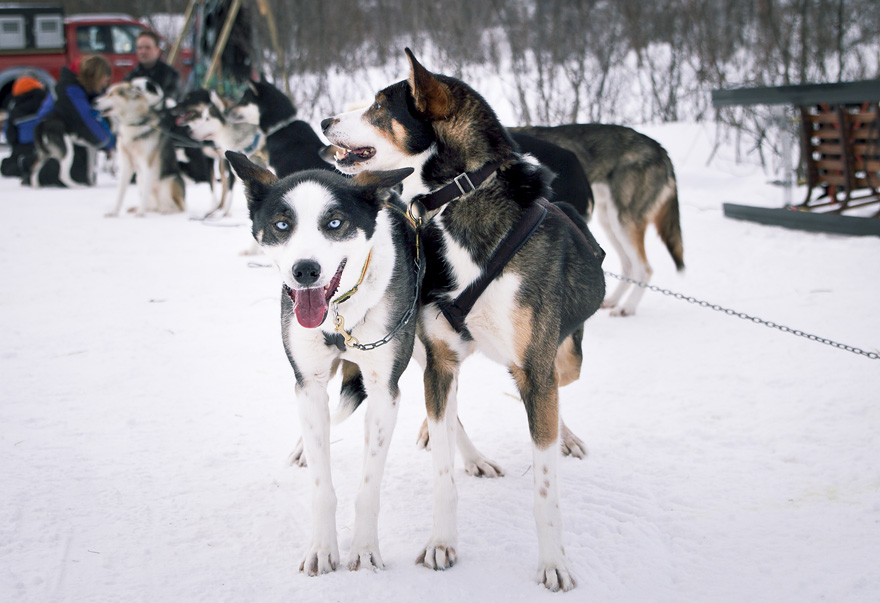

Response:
(654, 154), (685, 271)
(331, 360), (367, 424)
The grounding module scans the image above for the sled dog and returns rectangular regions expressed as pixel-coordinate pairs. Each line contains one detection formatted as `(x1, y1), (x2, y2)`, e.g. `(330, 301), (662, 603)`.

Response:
(511, 124), (684, 316)
(322, 48), (605, 591)
(226, 150), (421, 576)
(95, 79), (185, 217)
(173, 89), (263, 217)
(226, 77), (337, 178)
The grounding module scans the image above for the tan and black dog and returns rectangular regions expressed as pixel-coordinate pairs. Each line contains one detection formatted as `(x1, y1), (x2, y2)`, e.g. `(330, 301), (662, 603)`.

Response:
(95, 79), (185, 217)
(512, 123), (685, 316)
(322, 49), (605, 592)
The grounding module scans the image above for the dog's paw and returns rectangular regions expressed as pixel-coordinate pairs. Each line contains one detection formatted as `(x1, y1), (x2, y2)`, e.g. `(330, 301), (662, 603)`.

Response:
(287, 439), (307, 467)
(348, 548), (384, 572)
(104, 212), (119, 218)
(560, 425), (587, 459)
(416, 543), (457, 570)
(536, 563), (576, 592)
(416, 418), (431, 451)
(299, 548), (338, 576)
(608, 305), (635, 317)
(463, 457), (504, 478)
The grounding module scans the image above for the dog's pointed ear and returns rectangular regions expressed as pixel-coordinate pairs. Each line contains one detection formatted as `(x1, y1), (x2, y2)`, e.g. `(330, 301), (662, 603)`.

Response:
(247, 79), (259, 95)
(225, 151), (278, 213)
(405, 48), (451, 120)
(353, 167), (414, 200)
(209, 89), (225, 110)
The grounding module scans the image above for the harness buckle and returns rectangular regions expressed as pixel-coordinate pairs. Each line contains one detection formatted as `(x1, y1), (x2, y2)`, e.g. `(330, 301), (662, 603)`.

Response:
(453, 172), (475, 195)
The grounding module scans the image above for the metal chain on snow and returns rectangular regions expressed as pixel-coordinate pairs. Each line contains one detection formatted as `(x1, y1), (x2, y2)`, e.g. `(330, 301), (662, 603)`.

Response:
(604, 271), (880, 360)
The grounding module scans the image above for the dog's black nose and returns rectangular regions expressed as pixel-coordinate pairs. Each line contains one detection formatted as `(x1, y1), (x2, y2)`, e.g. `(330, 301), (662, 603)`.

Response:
(292, 260), (321, 286)
(320, 117), (336, 133)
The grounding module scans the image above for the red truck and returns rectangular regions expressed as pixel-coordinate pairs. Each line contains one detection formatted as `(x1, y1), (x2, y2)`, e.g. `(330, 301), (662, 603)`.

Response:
(0, 5), (191, 112)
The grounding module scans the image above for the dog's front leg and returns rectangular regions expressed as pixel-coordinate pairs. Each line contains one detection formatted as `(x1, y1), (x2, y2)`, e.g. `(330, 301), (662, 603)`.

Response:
(136, 158), (158, 217)
(347, 369), (401, 571)
(417, 336), (462, 570)
(295, 378), (340, 576)
(106, 152), (133, 217)
(510, 364), (576, 592)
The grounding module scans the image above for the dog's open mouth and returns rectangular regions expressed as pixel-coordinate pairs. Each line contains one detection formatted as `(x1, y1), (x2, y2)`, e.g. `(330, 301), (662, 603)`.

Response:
(283, 259), (347, 328)
(174, 111), (199, 127)
(334, 145), (376, 167)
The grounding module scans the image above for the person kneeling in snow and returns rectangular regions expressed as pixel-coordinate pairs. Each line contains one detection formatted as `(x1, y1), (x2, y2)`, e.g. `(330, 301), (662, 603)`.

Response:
(30, 55), (116, 187)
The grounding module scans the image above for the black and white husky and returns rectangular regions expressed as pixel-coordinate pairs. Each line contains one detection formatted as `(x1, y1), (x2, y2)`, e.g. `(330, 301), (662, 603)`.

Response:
(226, 77), (336, 178)
(225, 150), (421, 576)
(173, 89), (263, 218)
(322, 49), (606, 591)
(95, 79), (185, 217)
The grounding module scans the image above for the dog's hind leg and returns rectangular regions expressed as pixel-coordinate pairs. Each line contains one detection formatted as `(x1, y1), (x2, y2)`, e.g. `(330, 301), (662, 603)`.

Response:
(510, 363), (576, 592)
(595, 182), (638, 315)
(555, 327), (587, 458)
(615, 223), (652, 316)
(57, 139), (84, 188)
(417, 417), (505, 477)
(30, 156), (46, 188)
(206, 159), (233, 218)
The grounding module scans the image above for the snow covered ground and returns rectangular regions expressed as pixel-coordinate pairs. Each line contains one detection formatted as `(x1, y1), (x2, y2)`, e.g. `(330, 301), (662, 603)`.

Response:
(2, 120), (879, 603)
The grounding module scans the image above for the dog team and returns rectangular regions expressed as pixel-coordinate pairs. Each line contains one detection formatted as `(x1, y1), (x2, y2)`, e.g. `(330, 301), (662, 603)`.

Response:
(3, 38), (684, 590)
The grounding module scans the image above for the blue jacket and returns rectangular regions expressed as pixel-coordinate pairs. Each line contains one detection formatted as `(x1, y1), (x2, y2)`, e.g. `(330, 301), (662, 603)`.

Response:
(3, 88), (46, 146)
(37, 67), (115, 150)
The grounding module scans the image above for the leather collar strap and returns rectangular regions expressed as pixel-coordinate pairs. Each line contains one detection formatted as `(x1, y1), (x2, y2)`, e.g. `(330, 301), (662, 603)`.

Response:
(417, 158), (506, 212)
(440, 198), (549, 334)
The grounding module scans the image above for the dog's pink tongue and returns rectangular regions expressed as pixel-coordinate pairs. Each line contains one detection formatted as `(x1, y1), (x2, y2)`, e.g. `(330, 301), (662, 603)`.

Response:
(292, 287), (329, 328)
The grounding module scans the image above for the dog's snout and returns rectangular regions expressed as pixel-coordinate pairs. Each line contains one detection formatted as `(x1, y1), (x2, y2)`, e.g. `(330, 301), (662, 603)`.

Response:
(292, 260), (321, 286)
(320, 117), (337, 133)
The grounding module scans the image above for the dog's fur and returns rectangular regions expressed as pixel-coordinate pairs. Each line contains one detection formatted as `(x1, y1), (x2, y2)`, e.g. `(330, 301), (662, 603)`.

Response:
(173, 89), (263, 217)
(322, 49), (605, 591)
(95, 79), (185, 217)
(226, 77), (337, 178)
(226, 150), (420, 576)
(30, 115), (95, 188)
(511, 124), (684, 316)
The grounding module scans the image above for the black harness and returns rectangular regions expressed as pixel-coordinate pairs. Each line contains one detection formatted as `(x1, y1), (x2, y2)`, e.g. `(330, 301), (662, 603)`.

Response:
(413, 159), (551, 334)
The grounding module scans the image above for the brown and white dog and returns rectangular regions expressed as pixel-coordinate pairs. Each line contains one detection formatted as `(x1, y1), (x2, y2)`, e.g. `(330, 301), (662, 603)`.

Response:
(322, 49), (606, 591)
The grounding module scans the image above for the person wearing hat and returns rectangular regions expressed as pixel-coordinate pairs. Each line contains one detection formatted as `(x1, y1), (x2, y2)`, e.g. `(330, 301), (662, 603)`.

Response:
(1, 75), (48, 180)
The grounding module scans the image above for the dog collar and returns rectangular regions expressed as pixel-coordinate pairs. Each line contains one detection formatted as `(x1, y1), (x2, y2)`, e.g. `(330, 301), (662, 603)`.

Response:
(242, 132), (263, 155)
(331, 249), (373, 306)
(265, 115), (299, 137)
(415, 158), (506, 212)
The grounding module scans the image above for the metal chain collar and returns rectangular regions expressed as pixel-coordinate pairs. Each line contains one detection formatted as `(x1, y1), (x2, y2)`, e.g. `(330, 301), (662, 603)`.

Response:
(332, 218), (424, 352)
(604, 271), (879, 360)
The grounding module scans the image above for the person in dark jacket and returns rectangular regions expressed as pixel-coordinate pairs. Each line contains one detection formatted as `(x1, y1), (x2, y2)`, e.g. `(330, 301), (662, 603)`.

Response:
(1, 76), (47, 179)
(124, 31), (181, 101)
(31, 55), (115, 186)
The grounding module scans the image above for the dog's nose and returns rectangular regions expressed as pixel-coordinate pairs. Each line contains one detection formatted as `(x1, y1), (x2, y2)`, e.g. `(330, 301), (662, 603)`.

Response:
(292, 260), (321, 286)
(320, 117), (337, 133)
